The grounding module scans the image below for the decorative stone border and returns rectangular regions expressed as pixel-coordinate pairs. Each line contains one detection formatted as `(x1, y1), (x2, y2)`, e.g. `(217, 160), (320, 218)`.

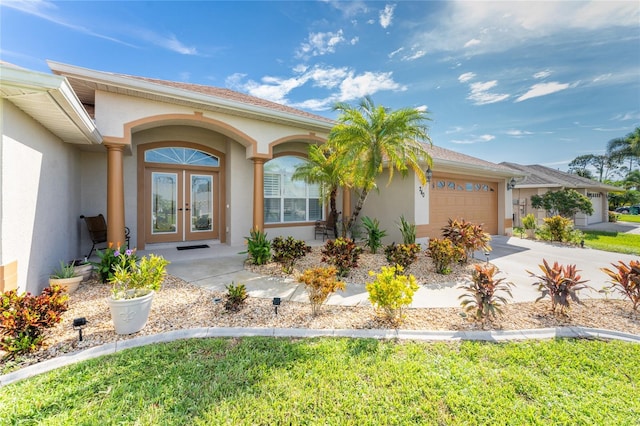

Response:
(2, 327), (638, 387)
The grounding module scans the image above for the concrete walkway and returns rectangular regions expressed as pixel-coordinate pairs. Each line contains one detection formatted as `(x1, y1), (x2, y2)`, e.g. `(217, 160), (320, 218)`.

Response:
(155, 222), (640, 309)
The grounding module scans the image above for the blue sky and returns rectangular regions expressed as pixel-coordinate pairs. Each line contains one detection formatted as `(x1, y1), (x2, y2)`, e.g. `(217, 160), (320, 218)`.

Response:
(1, 1), (639, 171)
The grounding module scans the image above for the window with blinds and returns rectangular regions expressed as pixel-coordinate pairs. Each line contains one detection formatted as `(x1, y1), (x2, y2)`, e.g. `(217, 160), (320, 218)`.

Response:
(263, 156), (323, 224)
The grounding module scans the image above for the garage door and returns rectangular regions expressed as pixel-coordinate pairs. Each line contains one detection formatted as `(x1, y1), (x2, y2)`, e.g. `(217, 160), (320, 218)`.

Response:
(429, 175), (498, 237)
(588, 192), (604, 224)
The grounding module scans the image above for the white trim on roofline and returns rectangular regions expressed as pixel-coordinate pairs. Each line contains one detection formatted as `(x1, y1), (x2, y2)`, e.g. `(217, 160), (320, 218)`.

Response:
(1, 64), (102, 145)
(47, 61), (335, 132)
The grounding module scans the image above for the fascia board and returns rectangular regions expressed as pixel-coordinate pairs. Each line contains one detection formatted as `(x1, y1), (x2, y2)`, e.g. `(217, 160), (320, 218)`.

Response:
(2, 65), (102, 145)
(48, 61), (334, 132)
(433, 158), (522, 178)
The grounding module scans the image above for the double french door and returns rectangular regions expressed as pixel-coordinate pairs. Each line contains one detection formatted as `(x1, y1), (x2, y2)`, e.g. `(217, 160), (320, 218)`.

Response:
(145, 168), (218, 243)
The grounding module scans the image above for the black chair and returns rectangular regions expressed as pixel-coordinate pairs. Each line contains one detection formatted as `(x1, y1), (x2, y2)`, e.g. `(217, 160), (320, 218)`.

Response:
(80, 214), (130, 258)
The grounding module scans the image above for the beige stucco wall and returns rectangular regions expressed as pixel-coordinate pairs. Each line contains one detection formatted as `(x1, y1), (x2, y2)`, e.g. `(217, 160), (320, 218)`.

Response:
(95, 91), (328, 156)
(358, 170), (416, 245)
(2, 100), (82, 293)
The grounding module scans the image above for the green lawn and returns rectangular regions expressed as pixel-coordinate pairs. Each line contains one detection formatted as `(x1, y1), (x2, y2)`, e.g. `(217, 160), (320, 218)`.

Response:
(2, 337), (639, 425)
(582, 229), (640, 255)
(615, 214), (640, 223)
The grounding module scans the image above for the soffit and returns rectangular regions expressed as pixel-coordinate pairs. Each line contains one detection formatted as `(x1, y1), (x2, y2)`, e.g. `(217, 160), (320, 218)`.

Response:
(1, 65), (101, 145)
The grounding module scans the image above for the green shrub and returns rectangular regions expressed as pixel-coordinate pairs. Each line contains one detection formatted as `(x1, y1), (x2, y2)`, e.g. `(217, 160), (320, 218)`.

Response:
(110, 253), (170, 299)
(93, 244), (138, 283)
(459, 264), (513, 321)
(0, 285), (68, 358)
(441, 218), (491, 262)
(528, 259), (590, 315)
(50, 260), (77, 279)
(224, 282), (248, 312)
(271, 236), (311, 274)
(321, 237), (363, 278)
(427, 238), (464, 274)
(397, 215), (416, 244)
(522, 213), (537, 230)
(601, 260), (640, 312)
(539, 215), (574, 242)
(241, 228), (271, 265)
(384, 242), (421, 269)
(361, 216), (387, 254)
(366, 265), (419, 324)
(608, 211), (619, 223)
(298, 266), (346, 316)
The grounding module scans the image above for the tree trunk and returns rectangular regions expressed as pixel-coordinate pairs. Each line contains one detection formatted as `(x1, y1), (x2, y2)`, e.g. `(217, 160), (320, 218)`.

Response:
(346, 188), (369, 236)
(329, 187), (339, 239)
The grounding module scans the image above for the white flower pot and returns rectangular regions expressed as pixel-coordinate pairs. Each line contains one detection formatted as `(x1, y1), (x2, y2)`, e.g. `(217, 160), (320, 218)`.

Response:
(73, 263), (93, 282)
(49, 276), (83, 294)
(108, 291), (154, 335)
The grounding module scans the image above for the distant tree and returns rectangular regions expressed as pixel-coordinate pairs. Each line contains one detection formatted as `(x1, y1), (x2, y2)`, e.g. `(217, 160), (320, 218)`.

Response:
(568, 154), (620, 182)
(607, 127), (640, 176)
(608, 189), (640, 209)
(622, 170), (640, 191)
(531, 189), (594, 218)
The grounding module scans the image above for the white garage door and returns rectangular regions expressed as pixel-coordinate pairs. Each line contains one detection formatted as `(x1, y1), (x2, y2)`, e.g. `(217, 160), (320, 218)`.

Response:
(588, 192), (604, 224)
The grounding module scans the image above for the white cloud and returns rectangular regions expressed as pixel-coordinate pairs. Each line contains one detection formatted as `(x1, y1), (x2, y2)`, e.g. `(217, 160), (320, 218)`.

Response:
(226, 66), (404, 111)
(533, 70), (552, 79)
(451, 134), (495, 144)
(415, 105), (428, 112)
(414, 1), (640, 55)
(297, 30), (347, 58)
(516, 81), (571, 102)
(467, 80), (509, 105)
(324, 0), (368, 18)
(402, 48), (426, 61)
(506, 130), (533, 137)
(612, 112), (640, 121)
(458, 72), (476, 83)
(464, 38), (481, 48)
(388, 47), (404, 58)
(379, 4), (395, 29)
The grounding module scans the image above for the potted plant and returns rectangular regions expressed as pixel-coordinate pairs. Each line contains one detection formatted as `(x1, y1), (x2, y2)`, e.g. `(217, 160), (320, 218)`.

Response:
(68, 258), (93, 282)
(522, 213), (537, 239)
(107, 250), (169, 335)
(49, 261), (83, 294)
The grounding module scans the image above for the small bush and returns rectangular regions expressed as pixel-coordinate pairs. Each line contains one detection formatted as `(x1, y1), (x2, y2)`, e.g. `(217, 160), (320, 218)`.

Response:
(528, 259), (590, 315)
(384, 242), (421, 269)
(601, 260), (640, 312)
(366, 265), (419, 324)
(441, 218), (491, 262)
(93, 244), (138, 283)
(298, 266), (346, 316)
(522, 213), (537, 230)
(608, 211), (619, 223)
(459, 264), (513, 322)
(271, 236), (311, 274)
(242, 228), (271, 265)
(321, 237), (363, 278)
(361, 216), (387, 254)
(427, 238), (464, 274)
(0, 285), (69, 358)
(397, 215), (416, 244)
(539, 215), (574, 242)
(224, 282), (248, 312)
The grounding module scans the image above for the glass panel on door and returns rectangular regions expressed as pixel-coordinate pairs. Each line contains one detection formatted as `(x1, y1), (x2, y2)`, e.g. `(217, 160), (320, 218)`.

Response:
(190, 174), (213, 232)
(151, 172), (178, 234)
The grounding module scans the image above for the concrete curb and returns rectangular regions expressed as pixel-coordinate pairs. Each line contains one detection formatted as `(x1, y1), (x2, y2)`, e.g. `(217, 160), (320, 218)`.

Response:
(2, 326), (638, 387)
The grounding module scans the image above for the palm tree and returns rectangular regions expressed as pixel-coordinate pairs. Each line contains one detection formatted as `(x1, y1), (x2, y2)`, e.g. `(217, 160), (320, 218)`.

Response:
(607, 127), (640, 175)
(292, 144), (345, 238)
(328, 96), (433, 233)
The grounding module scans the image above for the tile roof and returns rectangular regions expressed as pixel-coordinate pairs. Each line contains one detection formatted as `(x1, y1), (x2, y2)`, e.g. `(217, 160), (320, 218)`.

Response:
(500, 162), (619, 190)
(428, 144), (517, 174)
(117, 73), (334, 124)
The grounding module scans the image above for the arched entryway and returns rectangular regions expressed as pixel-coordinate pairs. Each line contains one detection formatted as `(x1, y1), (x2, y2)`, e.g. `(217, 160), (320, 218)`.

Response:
(137, 141), (226, 246)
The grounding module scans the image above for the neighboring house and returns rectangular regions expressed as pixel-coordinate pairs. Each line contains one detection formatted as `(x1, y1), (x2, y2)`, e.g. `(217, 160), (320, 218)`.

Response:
(500, 162), (620, 227)
(1, 61), (519, 294)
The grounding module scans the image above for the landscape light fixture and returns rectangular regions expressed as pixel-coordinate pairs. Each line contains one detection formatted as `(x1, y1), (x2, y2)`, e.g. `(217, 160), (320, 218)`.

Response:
(272, 297), (281, 315)
(507, 177), (517, 191)
(73, 317), (87, 341)
(484, 251), (491, 264)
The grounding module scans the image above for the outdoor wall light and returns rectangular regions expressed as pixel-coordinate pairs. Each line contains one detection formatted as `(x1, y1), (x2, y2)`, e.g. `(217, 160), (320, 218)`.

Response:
(272, 297), (281, 315)
(426, 167), (432, 183)
(73, 317), (87, 342)
(507, 177), (517, 190)
(418, 167), (433, 198)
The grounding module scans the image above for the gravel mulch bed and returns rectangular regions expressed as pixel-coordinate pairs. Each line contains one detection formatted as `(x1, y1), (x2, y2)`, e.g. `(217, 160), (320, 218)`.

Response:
(2, 248), (639, 373)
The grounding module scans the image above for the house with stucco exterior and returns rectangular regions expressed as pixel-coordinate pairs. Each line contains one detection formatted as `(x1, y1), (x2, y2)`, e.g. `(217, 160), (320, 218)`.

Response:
(2, 61), (527, 294)
(501, 162), (620, 227)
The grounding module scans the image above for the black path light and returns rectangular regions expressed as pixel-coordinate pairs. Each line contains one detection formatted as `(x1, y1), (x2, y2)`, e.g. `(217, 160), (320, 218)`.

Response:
(272, 297), (281, 315)
(73, 317), (87, 341)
